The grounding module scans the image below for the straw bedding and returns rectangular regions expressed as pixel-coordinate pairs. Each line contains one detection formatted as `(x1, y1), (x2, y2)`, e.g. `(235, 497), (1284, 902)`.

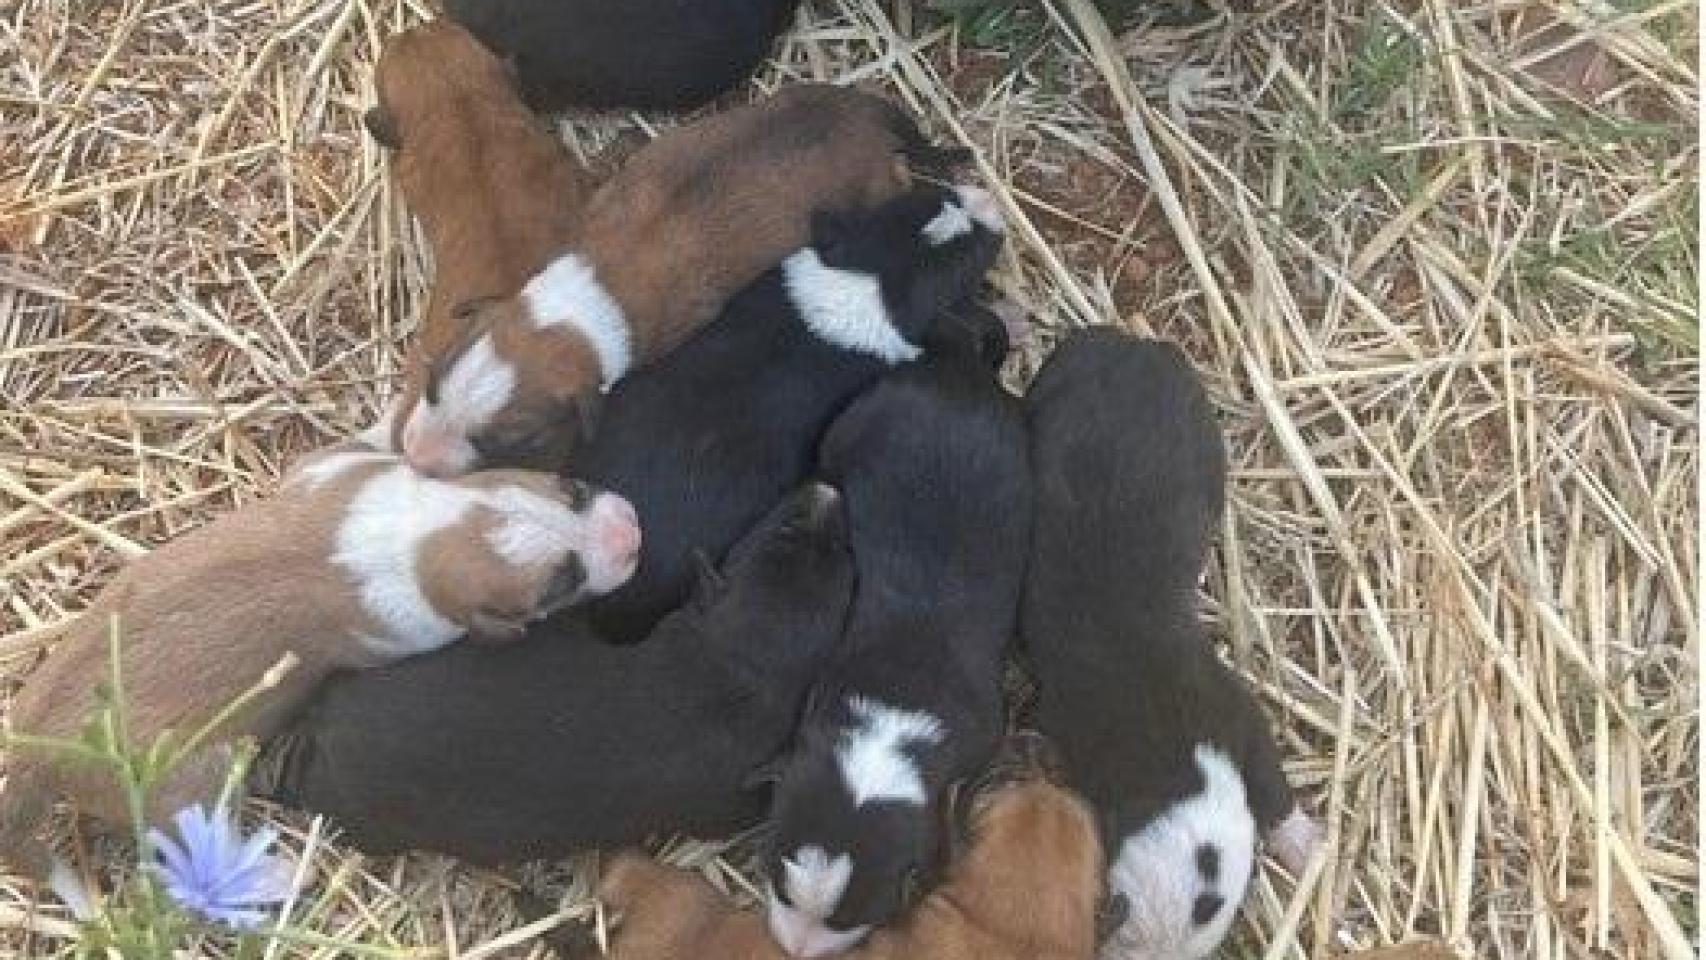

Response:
(0, 0), (1696, 957)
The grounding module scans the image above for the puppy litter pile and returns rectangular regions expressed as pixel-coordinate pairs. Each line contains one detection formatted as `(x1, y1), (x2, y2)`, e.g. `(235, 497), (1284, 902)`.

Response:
(1, 1), (1696, 957)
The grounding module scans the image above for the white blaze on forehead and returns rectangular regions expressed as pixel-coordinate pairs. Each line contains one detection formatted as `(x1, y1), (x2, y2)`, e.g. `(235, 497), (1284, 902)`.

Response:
(1100, 744), (1256, 960)
(920, 200), (974, 246)
(783, 250), (920, 365)
(835, 697), (943, 807)
(483, 483), (601, 572)
(407, 334), (518, 473)
(522, 252), (632, 388)
(768, 847), (870, 958)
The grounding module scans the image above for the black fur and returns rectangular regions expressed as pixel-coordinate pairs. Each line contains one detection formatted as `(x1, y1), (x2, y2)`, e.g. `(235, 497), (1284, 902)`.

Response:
(1019, 327), (1298, 851)
(568, 184), (1003, 643)
(763, 339), (1033, 935)
(256, 483), (853, 864)
(441, 0), (800, 112)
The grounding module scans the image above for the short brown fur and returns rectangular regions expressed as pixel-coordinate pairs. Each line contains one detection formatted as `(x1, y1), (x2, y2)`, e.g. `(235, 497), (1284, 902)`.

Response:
(0, 447), (574, 879)
(593, 775), (1103, 960)
(371, 19), (599, 438)
(450, 84), (929, 436)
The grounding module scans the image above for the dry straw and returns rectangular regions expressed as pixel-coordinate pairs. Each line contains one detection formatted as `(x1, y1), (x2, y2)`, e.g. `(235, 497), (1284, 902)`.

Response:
(1, 0), (1697, 957)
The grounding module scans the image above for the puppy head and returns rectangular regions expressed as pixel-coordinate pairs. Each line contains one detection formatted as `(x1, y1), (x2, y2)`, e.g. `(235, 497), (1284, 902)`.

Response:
(764, 698), (947, 957)
(396, 297), (605, 476)
(1099, 744), (1258, 960)
(365, 19), (514, 151)
(408, 469), (639, 644)
(785, 184), (1005, 362)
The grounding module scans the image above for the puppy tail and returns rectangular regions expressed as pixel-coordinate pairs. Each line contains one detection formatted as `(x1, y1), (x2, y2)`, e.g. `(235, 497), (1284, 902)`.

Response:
(884, 102), (973, 176)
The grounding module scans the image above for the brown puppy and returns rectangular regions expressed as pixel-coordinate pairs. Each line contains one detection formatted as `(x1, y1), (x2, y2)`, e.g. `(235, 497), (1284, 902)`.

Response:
(589, 737), (1102, 960)
(363, 19), (600, 440)
(0, 427), (639, 882)
(396, 83), (966, 475)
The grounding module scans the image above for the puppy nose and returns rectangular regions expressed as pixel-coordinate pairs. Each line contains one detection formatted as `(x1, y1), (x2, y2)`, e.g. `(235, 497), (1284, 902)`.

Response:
(598, 496), (642, 568)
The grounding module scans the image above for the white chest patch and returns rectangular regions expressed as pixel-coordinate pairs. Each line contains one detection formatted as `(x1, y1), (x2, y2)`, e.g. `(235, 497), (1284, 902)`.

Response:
(834, 697), (943, 807)
(1100, 744), (1256, 960)
(782, 250), (921, 365)
(522, 252), (632, 388)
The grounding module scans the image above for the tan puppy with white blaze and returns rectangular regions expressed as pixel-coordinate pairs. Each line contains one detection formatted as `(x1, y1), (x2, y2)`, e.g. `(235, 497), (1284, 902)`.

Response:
(396, 83), (969, 475)
(0, 421), (639, 886)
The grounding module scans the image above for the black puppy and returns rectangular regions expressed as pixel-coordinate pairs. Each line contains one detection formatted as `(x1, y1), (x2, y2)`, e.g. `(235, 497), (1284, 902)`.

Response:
(571, 183), (1005, 643)
(761, 342), (1032, 957)
(257, 482), (852, 864)
(1019, 328), (1321, 960)
(444, 0), (800, 111)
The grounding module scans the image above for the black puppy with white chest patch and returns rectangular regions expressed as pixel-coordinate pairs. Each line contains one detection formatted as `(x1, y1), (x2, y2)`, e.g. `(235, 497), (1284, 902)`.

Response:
(444, 0), (799, 111)
(761, 339), (1032, 957)
(1020, 328), (1321, 960)
(570, 183), (1004, 643)
(257, 482), (852, 863)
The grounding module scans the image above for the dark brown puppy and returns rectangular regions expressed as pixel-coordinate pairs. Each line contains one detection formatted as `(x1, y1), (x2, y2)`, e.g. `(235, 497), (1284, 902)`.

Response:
(364, 19), (599, 441)
(396, 83), (969, 475)
(587, 736), (1101, 960)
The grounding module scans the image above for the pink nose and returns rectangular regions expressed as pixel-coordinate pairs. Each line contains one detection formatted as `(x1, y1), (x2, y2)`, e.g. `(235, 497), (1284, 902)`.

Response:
(599, 498), (642, 566)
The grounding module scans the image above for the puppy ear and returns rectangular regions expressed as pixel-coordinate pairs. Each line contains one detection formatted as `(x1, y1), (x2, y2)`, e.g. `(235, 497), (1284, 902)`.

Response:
(363, 105), (401, 149)
(466, 608), (530, 645)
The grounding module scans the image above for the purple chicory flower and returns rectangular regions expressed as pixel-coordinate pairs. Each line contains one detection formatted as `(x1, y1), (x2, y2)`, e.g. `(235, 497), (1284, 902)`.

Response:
(146, 805), (293, 929)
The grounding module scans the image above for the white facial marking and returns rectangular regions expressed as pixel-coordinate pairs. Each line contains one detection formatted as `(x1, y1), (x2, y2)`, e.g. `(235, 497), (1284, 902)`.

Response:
(835, 697), (943, 807)
(782, 250), (921, 365)
(920, 201), (974, 246)
(767, 847), (869, 958)
(332, 465), (472, 656)
(331, 467), (633, 657)
(1100, 744), (1256, 960)
(406, 334), (517, 473)
(522, 252), (632, 387)
(483, 485), (638, 599)
(952, 185), (1005, 234)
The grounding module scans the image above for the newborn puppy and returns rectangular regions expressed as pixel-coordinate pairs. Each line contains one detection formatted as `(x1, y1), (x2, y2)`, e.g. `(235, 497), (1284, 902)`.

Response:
(0, 432), (638, 881)
(444, 0), (800, 112)
(258, 483), (853, 865)
(1019, 328), (1322, 960)
(762, 340), (1032, 956)
(588, 735), (1102, 960)
(574, 183), (1005, 643)
(397, 84), (968, 475)
(362, 20), (599, 436)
